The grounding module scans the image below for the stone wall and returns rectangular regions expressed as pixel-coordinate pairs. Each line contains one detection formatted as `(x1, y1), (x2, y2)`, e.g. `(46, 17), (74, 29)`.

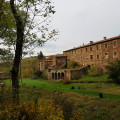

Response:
(47, 65), (89, 81)
(63, 36), (120, 70)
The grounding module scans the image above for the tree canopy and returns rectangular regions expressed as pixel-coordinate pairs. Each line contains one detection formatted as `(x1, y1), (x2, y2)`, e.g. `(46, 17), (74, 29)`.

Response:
(0, 0), (58, 103)
(0, 0), (57, 57)
(106, 59), (120, 83)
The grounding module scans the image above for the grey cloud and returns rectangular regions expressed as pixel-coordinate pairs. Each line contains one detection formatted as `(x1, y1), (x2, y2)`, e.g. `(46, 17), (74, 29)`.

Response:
(36, 0), (120, 55)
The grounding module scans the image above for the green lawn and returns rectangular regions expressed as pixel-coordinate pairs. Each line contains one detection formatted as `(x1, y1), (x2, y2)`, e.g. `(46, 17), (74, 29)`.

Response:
(3, 78), (120, 100)
(77, 74), (112, 82)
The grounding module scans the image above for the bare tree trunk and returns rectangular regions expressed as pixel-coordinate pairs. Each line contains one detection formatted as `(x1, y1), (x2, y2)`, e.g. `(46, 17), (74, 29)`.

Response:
(0, 0), (4, 20)
(10, 0), (24, 104)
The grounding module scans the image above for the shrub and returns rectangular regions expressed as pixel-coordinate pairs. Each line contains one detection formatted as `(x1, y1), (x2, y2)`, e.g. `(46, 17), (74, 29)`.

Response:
(0, 86), (84, 120)
(106, 60), (120, 83)
(58, 79), (63, 83)
(68, 60), (78, 69)
(34, 70), (47, 79)
(41, 70), (47, 79)
(23, 68), (34, 78)
(53, 92), (84, 120)
(34, 70), (43, 78)
(0, 99), (64, 120)
(71, 71), (80, 80)
(87, 65), (102, 76)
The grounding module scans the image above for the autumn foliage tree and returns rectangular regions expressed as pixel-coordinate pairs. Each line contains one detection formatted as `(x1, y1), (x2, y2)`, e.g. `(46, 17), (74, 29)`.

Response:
(0, 0), (57, 103)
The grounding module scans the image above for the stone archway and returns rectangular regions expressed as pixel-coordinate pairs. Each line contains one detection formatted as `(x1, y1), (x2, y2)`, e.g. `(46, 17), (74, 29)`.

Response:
(58, 73), (60, 80)
(61, 72), (64, 79)
(55, 73), (57, 80)
(52, 73), (54, 80)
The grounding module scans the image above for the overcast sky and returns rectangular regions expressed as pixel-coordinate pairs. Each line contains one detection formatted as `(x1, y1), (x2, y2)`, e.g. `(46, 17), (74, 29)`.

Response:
(35, 0), (120, 56)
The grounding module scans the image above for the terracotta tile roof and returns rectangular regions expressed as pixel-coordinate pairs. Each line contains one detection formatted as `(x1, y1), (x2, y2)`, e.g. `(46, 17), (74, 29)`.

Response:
(46, 54), (67, 58)
(63, 35), (120, 52)
(55, 55), (67, 58)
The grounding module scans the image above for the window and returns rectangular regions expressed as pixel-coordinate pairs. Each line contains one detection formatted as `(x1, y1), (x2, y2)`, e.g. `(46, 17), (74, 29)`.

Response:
(62, 58), (65, 62)
(75, 50), (76, 54)
(81, 49), (82, 54)
(105, 53), (108, 59)
(113, 41), (117, 47)
(90, 55), (93, 60)
(72, 58), (74, 61)
(86, 48), (87, 52)
(97, 55), (99, 59)
(104, 43), (108, 48)
(75, 57), (77, 62)
(90, 47), (92, 51)
(81, 56), (83, 61)
(113, 51), (117, 58)
(96, 45), (99, 50)
(58, 59), (60, 62)
(41, 63), (43, 69)
(72, 50), (73, 55)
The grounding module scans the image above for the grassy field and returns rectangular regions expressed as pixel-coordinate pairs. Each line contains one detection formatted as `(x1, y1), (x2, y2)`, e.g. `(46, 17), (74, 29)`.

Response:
(3, 77), (120, 100)
(1, 85), (120, 120)
(77, 74), (112, 82)
(1, 75), (120, 120)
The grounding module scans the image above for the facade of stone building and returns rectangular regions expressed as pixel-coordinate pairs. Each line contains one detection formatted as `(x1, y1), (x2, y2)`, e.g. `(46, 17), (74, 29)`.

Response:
(63, 36), (120, 70)
(39, 35), (120, 80)
(39, 60), (53, 71)
(39, 54), (67, 71)
(47, 65), (89, 81)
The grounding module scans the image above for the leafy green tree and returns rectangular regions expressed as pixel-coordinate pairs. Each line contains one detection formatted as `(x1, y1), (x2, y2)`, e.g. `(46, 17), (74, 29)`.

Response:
(0, 0), (57, 103)
(0, 48), (13, 63)
(106, 60), (120, 83)
(37, 51), (44, 60)
(87, 65), (102, 76)
(67, 60), (78, 69)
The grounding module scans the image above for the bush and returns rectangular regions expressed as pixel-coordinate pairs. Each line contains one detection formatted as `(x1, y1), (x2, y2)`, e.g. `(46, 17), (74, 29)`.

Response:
(34, 71), (43, 78)
(68, 60), (78, 69)
(0, 87), (84, 120)
(58, 79), (63, 83)
(106, 60), (120, 83)
(71, 71), (80, 80)
(41, 70), (47, 79)
(34, 70), (47, 79)
(87, 65), (102, 76)
(23, 68), (34, 78)
(0, 99), (64, 120)
(53, 92), (84, 120)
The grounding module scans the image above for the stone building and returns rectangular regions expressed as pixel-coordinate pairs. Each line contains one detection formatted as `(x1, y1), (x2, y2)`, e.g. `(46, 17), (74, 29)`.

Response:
(39, 54), (67, 71)
(39, 35), (120, 80)
(47, 66), (89, 81)
(63, 35), (120, 70)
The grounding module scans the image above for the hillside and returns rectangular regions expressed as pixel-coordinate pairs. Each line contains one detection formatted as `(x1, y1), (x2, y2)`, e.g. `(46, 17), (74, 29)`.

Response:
(0, 56), (39, 78)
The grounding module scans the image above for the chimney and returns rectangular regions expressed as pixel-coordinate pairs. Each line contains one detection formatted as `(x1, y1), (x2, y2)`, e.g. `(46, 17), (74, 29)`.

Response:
(90, 41), (93, 44)
(104, 37), (106, 40)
